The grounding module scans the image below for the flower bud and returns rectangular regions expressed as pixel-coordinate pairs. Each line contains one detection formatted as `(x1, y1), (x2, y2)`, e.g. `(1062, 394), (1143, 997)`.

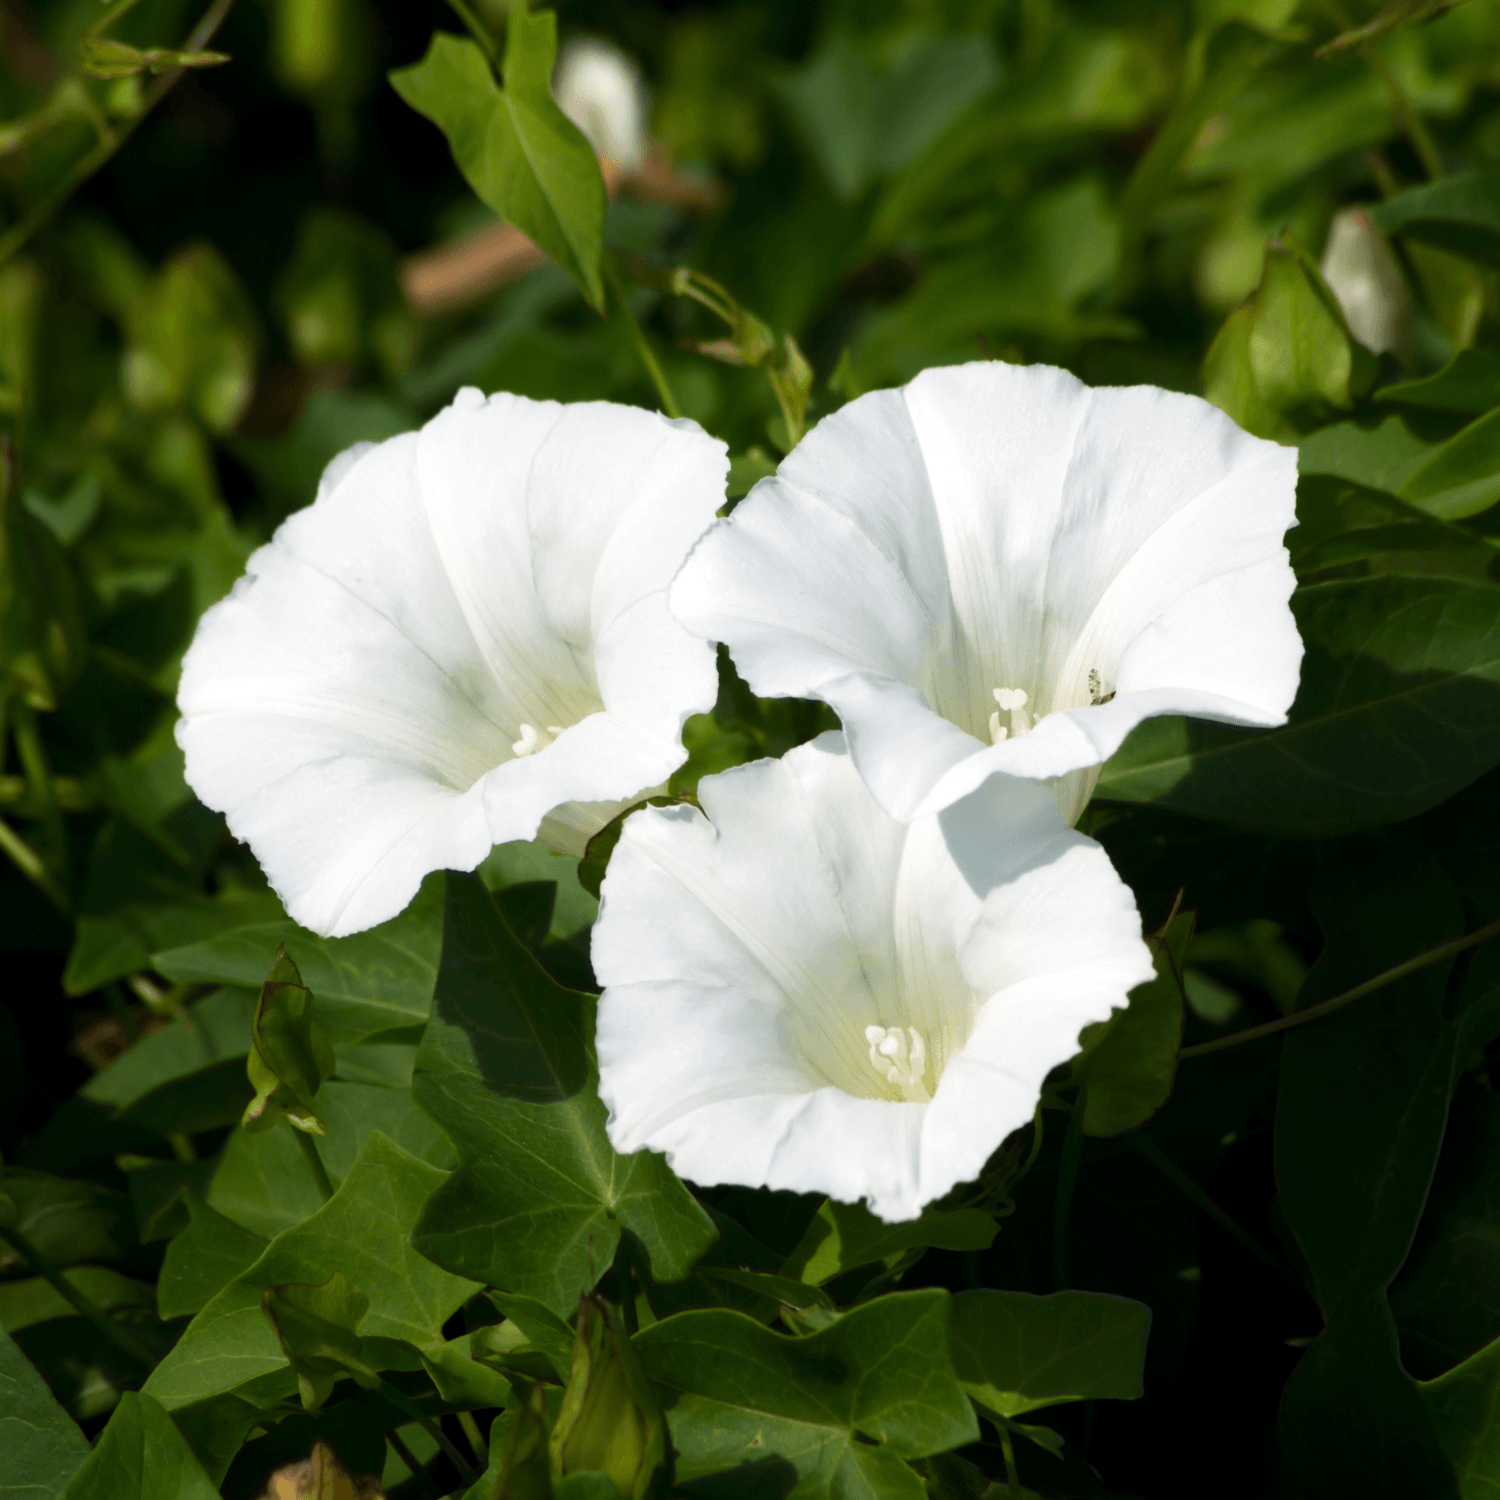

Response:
(1320, 207), (1414, 362)
(554, 39), (649, 170)
(549, 1299), (665, 1500)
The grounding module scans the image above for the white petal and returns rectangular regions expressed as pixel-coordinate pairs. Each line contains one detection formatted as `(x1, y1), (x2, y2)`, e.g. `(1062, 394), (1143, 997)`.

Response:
(178, 391), (725, 936)
(671, 361), (1300, 822)
(594, 734), (1153, 1222)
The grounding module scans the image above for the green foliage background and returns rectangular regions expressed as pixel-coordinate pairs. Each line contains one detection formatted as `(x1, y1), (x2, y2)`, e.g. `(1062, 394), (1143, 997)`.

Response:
(2, 0), (1500, 1494)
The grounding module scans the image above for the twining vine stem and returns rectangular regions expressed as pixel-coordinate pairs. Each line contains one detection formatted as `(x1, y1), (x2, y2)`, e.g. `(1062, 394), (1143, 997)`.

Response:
(0, 0), (239, 268)
(1179, 914), (1500, 1061)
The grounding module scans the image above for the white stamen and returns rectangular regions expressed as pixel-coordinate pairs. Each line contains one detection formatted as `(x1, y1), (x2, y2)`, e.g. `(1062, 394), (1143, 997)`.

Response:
(511, 724), (545, 757)
(990, 686), (1033, 738)
(863, 1022), (932, 1102)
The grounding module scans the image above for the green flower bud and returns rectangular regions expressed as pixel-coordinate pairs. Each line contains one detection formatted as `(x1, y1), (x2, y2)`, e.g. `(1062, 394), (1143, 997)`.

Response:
(549, 1299), (665, 1500)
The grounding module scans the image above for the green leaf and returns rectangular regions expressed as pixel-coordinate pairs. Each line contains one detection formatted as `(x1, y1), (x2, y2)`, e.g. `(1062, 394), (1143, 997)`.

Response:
(1290, 476), (1498, 581)
(157, 1198), (267, 1321)
(389, 23), (606, 311)
(949, 1290), (1151, 1418)
(60, 1392), (218, 1500)
(1374, 167), (1500, 267)
(1377, 348), (1500, 414)
(770, 27), (999, 200)
(144, 1132), (478, 1411)
(207, 1078), (454, 1239)
(2, 449), (87, 713)
(0, 1319), (88, 1496)
(152, 873), (443, 1048)
(1274, 847), (1464, 1496)
(410, 874), (715, 1317)
(488, 1292), (579, 1380)
(262, 1271), (382, 1411)
(634, 1290), (978, 1500)
(1071, 911), (1191, 1137)
(1395, 408), (1500, 521)
(1391, 1086), (1500, 1379)
(2, 1173), (133, 1269)
(122, 244), (260, 434)
(479, 841), (598, 941)
(1097, 576), (1500, 836)
(1418, 1332), (1500, 1496)
(781, 1200), (998, 1287)
(82, 988), (257, 1113)
(241, 948), (336, 1134)
(0, 1267), (154, 1334)
(1113, 23), (1277, 306)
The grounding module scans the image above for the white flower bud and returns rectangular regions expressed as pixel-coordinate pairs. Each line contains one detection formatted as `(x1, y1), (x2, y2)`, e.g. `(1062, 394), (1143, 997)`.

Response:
(554, 37), (649, 170)
(1320, 207), (1414, 360)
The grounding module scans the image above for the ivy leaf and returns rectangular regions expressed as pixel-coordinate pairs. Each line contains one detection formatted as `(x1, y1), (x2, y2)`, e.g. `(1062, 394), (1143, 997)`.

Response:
(1274, 845), (1464, 1496)
(634, 1289), (978, 1500)
(1097, 576), (1500, 836)
(1374, 167), (1500, 267)
(59, 1392), (218, 1500)
(153, 873), (443, 1049)
(0, 1319), (88, 1496)
(242, 947), (336, 1135)
(781, 1200), (998, 1287)
(143, 1133), (478, 1411)
(208, 1077), (453, 1239)
(389, 16), (606, 311)
(1070, 910), (1191, 1137)
(410, 875), (715, 1318)
(949, 1290), (1151, 1418)
(261, 1271), (382, 1411)
(1417, 1331), (1500, 1492)
(1377, 348), (1500, 414)
(157, 1197), (267, 1321)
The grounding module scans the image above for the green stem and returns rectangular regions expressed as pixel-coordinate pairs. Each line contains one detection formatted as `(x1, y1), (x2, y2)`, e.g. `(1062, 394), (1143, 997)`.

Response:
(1179, 915), (1500, 1061)
(1126, 1134), (1302, 1291)
(999, 1420), (1021, 1499)
(1359, 40), (1444, 181)
(1052, 1092), (1086, 1291)
(0, 1225), (156, 1366)
(12, 702), (67, 893)
(457, 1409), (488, 1467)
(293, 1130), (335, 1203)
(605, 257), (682, 420)
(445, 0), (500, 62)
(0, 813), (66, 908)
(386, 1426), (434, 1495)
(378, 1378), (478, 1484)
(0, 0), (238, 268)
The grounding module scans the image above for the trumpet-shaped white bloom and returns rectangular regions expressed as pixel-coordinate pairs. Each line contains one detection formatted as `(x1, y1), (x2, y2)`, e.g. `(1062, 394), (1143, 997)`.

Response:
(670, 361), (1302, 825)
(594, 734), (1154, 1222)
(554, 37), (650, 170)
(177, 388), (726, 938)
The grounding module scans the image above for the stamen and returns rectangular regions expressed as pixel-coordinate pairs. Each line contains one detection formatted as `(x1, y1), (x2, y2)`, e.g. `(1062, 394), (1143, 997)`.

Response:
(511, 724), (545, 757)
(863, 1023), (933, 1102)
(990, 686), (1032, 738)
(511, 723), (570, 758)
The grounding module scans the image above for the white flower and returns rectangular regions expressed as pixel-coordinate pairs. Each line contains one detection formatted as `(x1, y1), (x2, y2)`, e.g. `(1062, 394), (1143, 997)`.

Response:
(555, 37), (650, 170)
(670, 361), (1302, 825)
(177, 388), (726, 938)
(1320, 207), (1413, 361)
(593, 733), (1154, 1223)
